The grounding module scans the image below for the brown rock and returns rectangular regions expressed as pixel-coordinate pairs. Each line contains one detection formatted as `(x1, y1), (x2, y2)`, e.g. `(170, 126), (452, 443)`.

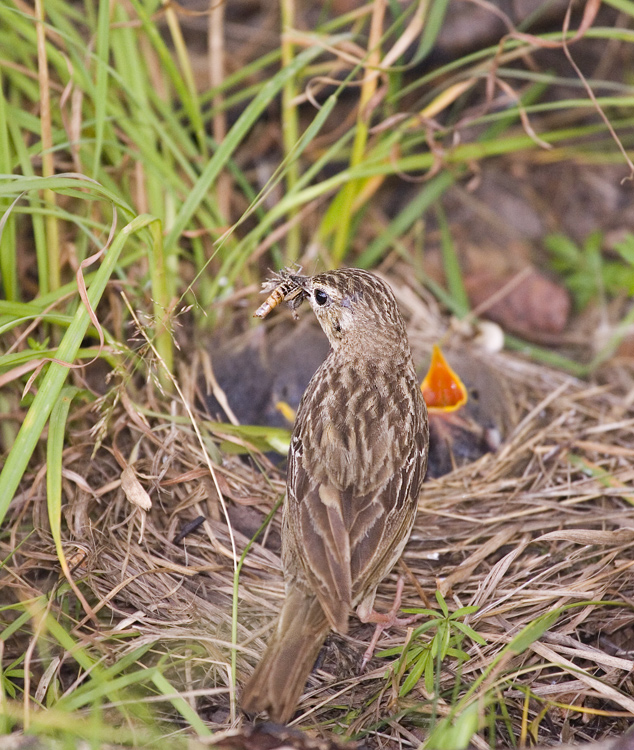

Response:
(464, 268), (571, 338)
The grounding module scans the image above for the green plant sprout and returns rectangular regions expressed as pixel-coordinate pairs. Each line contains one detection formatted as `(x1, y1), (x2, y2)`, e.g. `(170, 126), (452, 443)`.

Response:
(378, 590), (486, 698)
(545, 229), (634, 309)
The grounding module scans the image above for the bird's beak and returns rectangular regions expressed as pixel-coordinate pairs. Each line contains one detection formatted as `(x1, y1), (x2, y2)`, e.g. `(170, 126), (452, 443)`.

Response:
(420, 345), (468, 412)
(285, 277), (309, 310)
(288, 274), (310, 291)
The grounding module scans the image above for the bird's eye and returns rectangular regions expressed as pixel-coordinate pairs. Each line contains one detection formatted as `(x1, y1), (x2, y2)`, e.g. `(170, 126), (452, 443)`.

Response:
(314, 288), (329, 306)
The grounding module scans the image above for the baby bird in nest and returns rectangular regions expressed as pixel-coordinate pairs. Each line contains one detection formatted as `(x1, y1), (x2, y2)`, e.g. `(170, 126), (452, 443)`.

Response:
(242, 268), (429, 722)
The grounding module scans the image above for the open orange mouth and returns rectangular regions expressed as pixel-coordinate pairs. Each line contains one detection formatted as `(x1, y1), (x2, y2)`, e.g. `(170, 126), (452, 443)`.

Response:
(420, 345), (468, 412)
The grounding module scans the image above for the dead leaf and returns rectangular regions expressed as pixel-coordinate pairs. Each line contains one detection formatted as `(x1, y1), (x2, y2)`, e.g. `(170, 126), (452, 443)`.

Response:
(121, 466), (152, 511)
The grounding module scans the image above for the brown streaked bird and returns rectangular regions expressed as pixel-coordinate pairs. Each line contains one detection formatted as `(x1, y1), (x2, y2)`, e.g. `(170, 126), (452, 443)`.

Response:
(242, 268), (429, 722)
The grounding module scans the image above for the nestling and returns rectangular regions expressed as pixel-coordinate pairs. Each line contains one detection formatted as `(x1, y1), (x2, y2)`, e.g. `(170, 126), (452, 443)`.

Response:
(242, 268), (429, 722)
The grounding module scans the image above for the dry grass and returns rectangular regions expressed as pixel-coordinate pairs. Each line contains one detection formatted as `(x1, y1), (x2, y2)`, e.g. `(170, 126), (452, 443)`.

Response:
(3, 274), (634, 748)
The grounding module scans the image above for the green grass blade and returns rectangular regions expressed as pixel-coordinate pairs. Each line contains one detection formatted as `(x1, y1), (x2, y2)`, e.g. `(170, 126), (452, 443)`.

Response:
(91, 0), (111, 177)
(437, 203), (470, 317)
(415, 0), (451, 63)
(165, 40), (340, 251)
(0, 71), (17, 302)
(357, 171), (456, 268)
(46, 385), (80, 569)
(508, 611), (560, 654)
(0, 213), (156, 527)
(0, 174), (134, 214)
(145, 218), (173, 384)
(151, 672), (212, 737)
(43, 607), (97, 675)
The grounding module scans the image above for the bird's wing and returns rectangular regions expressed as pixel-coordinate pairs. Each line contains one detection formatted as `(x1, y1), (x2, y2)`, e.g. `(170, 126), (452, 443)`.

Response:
(293, 476), (353, 633)
(287, 426), (427, 634)
(348, 430), (427, 588)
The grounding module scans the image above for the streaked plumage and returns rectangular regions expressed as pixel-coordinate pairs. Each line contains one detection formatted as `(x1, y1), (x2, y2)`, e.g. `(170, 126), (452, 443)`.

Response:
(242, 268), (428, 722)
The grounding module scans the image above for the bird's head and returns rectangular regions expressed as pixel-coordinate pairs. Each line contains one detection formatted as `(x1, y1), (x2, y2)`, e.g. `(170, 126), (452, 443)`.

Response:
(288, 268), (407, 353)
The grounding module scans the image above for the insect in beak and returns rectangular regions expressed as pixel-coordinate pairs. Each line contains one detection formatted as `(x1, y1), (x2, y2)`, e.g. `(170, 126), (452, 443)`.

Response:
(254, 272), (307, 319)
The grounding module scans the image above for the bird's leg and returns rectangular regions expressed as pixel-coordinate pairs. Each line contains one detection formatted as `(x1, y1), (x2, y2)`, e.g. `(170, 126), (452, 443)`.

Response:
(357, 577), (422, 670)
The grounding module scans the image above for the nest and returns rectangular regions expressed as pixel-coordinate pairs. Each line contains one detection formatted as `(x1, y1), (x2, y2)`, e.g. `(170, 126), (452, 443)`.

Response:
(4, 273), (634, 748)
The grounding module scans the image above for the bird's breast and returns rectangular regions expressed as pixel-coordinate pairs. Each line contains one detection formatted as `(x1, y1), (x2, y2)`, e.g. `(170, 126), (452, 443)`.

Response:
(295, 355), (421, 495)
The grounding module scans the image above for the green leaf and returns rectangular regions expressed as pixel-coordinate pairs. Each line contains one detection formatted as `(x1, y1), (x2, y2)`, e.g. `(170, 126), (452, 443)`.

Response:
(508, 611), (560, 654)
(402, 607), (445, 617)
(613, 233), (634, 265)
(425, 701), (481, 750)
(424, 649), (436, 694)
(435, 589), (449, 617)
(399, 648), (430, 697)
(452, 620), (487, 645)
(411, 619), (445, 638)
(446, 647), (471, 661)
(544, 233), (580, 270)
(450, 605), (480, 619)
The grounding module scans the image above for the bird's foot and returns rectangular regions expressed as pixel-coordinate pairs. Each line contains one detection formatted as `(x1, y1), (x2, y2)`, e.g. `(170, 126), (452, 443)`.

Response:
(358, 577), (422, 671)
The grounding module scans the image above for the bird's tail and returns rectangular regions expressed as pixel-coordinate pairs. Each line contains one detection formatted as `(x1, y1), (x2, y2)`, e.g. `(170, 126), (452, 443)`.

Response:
(241, 587), (331, 723)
